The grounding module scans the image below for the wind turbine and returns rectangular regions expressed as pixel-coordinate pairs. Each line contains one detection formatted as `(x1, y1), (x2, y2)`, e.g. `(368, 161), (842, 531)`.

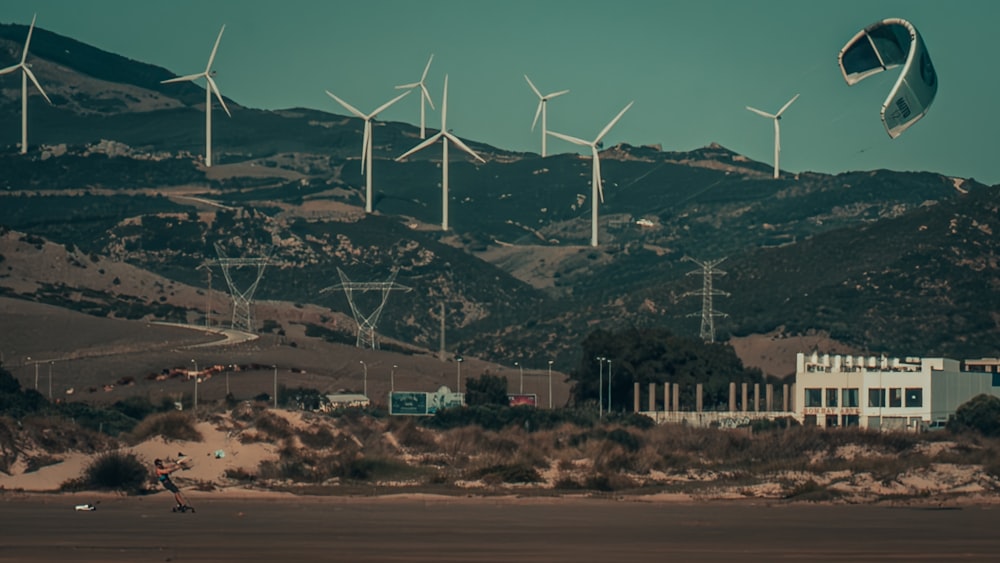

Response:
(0, 14), (52, 154)
(746, 94), (799, 179)
(547, 102), (633, 247)
(524, 75), (569, 158)
(161, 25), (231, 167)
(395, 55), (435, 139)
(325, 89), (410, 213)
(396, 75), (484, 231)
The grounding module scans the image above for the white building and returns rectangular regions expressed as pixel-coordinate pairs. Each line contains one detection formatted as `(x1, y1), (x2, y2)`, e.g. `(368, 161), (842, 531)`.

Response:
(795, 352), (1000, 430)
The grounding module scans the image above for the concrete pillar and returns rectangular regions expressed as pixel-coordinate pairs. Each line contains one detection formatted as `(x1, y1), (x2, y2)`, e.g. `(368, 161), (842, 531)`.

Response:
(696, 383), (703, 412)
(766, 384), (774, 411)
(754, 383), (761, 413)
(783, 383), (791, 412)
(729, 382), (736, 412)
(648, 382), (656, 412)
(741, 383), (748, 412)
(664, 383), (670, 412)
(672, 383), (679, 412)
(633, 382), (640, 413)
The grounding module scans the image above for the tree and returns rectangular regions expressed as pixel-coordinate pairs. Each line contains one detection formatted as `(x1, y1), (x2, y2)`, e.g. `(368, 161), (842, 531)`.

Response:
(464, 373), (509, 407)
(950, 394), (1000, 436)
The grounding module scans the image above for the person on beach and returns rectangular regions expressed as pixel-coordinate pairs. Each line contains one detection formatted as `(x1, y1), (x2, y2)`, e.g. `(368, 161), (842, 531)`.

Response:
(154, 458), (193, 512)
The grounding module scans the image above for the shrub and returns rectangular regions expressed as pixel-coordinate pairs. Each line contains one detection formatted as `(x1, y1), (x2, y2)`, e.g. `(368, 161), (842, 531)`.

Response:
(65, 450), (149, 494)
(129, 412), (202, 443)
(950, 394), (1000, 437)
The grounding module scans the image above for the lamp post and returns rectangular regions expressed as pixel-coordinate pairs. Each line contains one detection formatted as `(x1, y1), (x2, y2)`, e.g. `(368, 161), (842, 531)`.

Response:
(359, 360), (368, 397)
(272, 365), (278, 409)
(515, 361), (524, 394)
(191, 359), (198, 414)
(456, 357), (464, 393)
(225, 365), (231, 396)
(547, 360), (554, 409)
(391, 364), (397, 392)
(607, 358), (613, 414)
(48, 361), (53, 400)
(596, 357), (606, 418)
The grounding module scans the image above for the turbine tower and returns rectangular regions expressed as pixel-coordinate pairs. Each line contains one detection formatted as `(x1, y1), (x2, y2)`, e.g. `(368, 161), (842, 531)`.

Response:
(524, 75), (569, 157)
(0, 14), (52, 154)
(325, 89), (411, 213)
(683, 256), (730, 343)
(322, 268), (412, 350)
(396, 75), (485, 231)
(161, 25), (231, 167)
(212, 242), (270, 333)
(547, 102), (633, 247)
(395, 55), (435, 139)
(746, 94), (799, 179)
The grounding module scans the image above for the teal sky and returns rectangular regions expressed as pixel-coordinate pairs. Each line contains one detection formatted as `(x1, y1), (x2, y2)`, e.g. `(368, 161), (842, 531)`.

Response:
(2, 0), (997, 184)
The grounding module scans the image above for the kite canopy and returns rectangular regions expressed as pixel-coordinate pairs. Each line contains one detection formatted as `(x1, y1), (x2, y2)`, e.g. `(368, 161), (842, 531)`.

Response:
(838, 18), (937, 139)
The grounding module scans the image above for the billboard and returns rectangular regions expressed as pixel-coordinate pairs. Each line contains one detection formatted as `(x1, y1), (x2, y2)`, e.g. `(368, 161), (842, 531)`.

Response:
(391, 386), (465, 415)
(508, 394), (537, 407)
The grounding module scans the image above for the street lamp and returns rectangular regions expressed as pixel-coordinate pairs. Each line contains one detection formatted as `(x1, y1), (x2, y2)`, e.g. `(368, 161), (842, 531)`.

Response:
(191, 359), (198, 414)
(456, 357), (464, 393)
(607, 358), (613, 414)
(391, 364), (398, 392)
(48, 361), (53, 400)
(272, 365), (278, 409)
(596, 357), (606, 418)
(547, 360), (554, 409)
(515, 361), (524, 394)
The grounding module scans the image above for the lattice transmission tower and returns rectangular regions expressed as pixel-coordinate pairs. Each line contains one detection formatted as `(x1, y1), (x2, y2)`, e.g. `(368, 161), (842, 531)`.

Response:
(210, 242), (271, 333)
(322, 268), (412, 350)
(683, 256), (730, 343)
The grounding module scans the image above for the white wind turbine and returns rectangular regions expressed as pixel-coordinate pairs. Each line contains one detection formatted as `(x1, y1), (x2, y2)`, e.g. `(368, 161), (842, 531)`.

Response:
(395, 55), (435, 139)
(746, 94), (799, 179)
(524, 75), (569, 158)
(0, 14), (52, 154)
(396, 75), (484, 231)
(161, 25), (231, 167)
(547, 102), (633, 247)
(325, 89), (411, 213)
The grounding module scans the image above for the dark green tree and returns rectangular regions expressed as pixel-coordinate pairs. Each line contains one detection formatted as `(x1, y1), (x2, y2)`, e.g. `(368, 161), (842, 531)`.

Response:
(464, 373), (509, 407)
(950, 394), (1000, 436)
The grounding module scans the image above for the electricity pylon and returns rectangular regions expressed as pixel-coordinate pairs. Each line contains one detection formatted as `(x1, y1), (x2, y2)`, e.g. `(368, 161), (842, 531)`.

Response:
(211, 242), (270, 333)
(322, 268), (412, 349)
(683, 256), (729, 343)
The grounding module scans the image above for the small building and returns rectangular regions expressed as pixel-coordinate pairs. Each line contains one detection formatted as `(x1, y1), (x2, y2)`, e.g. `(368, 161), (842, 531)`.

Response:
(323, 393), (370, 411)
(795, 352), (1000, 430)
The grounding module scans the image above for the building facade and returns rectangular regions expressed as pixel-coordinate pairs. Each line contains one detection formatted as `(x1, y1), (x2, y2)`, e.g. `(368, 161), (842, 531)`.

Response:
(795, 352), (1000, 430)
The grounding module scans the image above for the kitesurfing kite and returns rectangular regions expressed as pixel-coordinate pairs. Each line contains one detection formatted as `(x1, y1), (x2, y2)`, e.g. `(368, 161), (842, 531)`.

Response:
(838, 18), (937, 138)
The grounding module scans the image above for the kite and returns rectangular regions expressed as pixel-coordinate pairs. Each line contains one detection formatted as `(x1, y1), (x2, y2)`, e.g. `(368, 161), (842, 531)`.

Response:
(838, 18), (937, 138)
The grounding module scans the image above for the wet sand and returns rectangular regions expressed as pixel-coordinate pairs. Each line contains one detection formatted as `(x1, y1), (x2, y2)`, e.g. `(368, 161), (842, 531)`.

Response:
(1, 495), (999, 562)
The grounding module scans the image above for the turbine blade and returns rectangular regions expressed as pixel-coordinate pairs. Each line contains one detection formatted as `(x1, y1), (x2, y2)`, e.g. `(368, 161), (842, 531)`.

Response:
(396, 132), (442, 161)
(421, 82), (435, 111)
(0, 64), (20, 76)
(593, 149), (605, 203)
(206, 75), (231, 117)
(776, 93), (800, 117)
(595, 101), (633, 143)
(361, 120), (371, 173)
(395, 81), (419, 89)
(420, 54), (434, 81)
(162, 72), (204, 84)
(547, 130), (590, 147)
(325, 90), (366, 118)
(524, 75), (542, 99)
(745, 106), (774, 119)
(531, 101), (543, 131)
(206, 25), (226, 71)
(21, 14), (37, 64)
(370, 90), (411, 117)
(546, 89), (570, 99)
(443, 132), (485, 163)
(23, 67), (51, 104)
(440, 75), (449, 131)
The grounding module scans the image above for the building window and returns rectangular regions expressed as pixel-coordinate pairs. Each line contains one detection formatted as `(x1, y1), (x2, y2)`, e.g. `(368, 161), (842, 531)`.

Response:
(843, 388), (859, 408)
(804, 414), (817, 426)
(805, 388), (822, 407)
(843, 414), (860, 427)
(868, 388), (885, 408)
(905, 388), (923, 408)
(825, 414), (839, 427)
(889, 388), (902, 408)
(826, 388), (838, 407)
